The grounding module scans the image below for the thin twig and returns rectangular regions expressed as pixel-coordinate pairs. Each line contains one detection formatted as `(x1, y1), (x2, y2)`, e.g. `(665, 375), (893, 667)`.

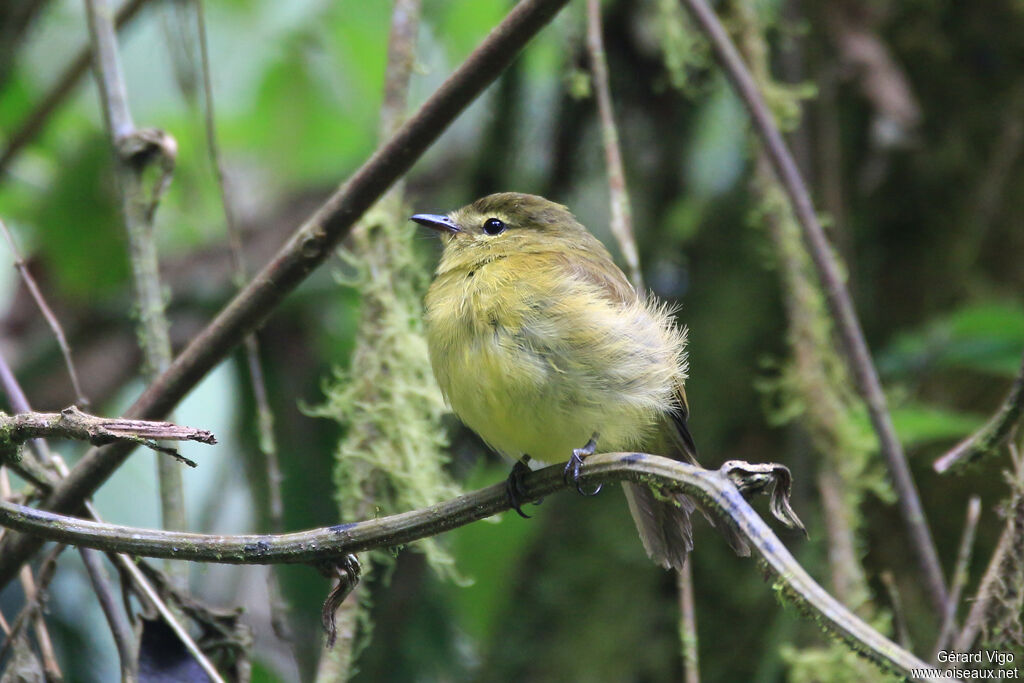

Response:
(84, 0), (188, 588)
(118, 555), (225, 683)
(879, 570), (913, 651)
(585, 0), (642, 288)
(934, 496), (981, 657)
(0, 453), (951, 682)
(0, 0), (154, 180)
(0, 544), (62, 673)
(0, 219), (88, 406)
(676, 560), (699, 683)
(0, 343), (59, 489)
(953, 449), (1024, 653)
(935, 350), (1024, 474)
(677, 0), (948, 615)
(193, 0), (283, 550)
(587, 4), (699, 673)
(79, 548), (137, 682)
(0, 470), (61, 682)
(0, 0), (573, 595)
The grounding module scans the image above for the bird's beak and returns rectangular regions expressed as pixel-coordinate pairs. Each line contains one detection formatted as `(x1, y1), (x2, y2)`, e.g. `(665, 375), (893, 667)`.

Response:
(411, 213), (460, 233)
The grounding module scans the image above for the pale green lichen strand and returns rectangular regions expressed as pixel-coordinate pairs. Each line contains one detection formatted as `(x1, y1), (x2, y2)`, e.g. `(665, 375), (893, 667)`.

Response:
(311, 196), (461, 581)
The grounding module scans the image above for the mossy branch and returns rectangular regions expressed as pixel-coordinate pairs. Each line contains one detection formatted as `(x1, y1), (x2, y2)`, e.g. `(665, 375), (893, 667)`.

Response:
(0, 453), (949, 681)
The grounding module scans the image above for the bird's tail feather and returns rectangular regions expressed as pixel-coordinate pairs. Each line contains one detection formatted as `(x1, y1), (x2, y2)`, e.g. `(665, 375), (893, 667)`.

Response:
(623, 482), (695, 570)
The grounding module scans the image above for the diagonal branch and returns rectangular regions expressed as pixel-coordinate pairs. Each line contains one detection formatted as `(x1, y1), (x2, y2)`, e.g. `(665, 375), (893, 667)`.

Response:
(0, 0), (573, 592)
(677, 0), (948, 615)
(0, 453), (950, 682)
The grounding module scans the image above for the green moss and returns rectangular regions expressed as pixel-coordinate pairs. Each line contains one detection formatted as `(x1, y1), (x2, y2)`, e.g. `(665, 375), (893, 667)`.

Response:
(653, 0), (710, 95)
(309, 194), (462, 582)
(0, 419), (22, 465)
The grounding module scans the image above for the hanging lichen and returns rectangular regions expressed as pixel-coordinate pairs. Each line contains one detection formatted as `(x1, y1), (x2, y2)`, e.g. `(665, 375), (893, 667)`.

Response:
(310, 193), (462, 581)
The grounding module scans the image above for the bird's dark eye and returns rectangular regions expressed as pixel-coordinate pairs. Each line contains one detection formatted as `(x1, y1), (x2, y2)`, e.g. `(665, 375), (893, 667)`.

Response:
(482, 218), (506, 235)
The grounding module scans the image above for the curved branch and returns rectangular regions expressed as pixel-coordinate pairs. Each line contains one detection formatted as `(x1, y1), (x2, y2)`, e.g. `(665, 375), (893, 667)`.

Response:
(0, 0), (572, 589)
(0, 453), (947, 681)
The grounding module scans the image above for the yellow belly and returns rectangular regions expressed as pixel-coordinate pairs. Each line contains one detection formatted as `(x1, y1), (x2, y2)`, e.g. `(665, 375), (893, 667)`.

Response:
(436, 333), (659, 462)
(424, 262), (684, 463)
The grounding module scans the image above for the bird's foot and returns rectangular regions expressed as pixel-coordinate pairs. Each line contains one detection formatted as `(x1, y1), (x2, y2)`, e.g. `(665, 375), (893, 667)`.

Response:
(563, 435), (602, 497)
(506, 456), (539, 518)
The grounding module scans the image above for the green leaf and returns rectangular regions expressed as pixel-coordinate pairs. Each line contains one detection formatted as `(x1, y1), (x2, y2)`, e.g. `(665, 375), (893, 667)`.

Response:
(30, 136), (130, 301)
(890, 403), (985, 447)
(880, 301), (1024, 378)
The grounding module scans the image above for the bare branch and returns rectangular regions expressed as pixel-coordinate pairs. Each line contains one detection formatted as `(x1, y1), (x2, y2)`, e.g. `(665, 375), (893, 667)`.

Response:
(677, 0), (948, 614)
(0, 0), (572, 596)
(0, 406), (214, 467)
(934, 496), (982, 657)
(79, 548), (137, 682)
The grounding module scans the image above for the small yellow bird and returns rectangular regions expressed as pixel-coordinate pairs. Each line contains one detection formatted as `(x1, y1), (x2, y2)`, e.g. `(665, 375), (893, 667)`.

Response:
(414, 192), (696, 570)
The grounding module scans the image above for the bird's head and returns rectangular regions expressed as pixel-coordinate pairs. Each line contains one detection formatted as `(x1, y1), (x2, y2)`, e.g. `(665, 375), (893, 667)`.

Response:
(412, 192), (604, 273)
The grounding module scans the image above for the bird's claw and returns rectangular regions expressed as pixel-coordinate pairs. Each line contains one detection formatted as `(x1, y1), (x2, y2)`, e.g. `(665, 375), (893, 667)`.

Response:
(563, 436), (601, 496)
(506, 458), (537, 518)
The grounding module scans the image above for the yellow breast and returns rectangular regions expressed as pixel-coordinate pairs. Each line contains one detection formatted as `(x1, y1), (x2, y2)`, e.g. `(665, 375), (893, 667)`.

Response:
(424, 252), (687, 463)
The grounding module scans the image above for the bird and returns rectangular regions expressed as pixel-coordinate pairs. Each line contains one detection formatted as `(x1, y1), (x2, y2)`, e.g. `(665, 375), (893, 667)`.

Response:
(413, 192), (697, 570)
